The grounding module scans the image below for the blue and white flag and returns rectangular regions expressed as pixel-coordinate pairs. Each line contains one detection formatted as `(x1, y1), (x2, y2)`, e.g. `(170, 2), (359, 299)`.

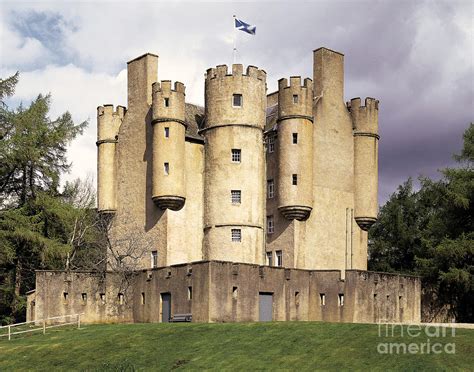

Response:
(235, 17), (256, 35)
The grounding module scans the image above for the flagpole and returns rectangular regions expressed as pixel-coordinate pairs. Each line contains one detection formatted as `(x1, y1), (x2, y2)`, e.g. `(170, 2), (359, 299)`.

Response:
(233, 15), (237, 64)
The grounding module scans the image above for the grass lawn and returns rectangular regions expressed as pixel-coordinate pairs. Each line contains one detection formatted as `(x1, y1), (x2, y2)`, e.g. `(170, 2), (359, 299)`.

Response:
(0, 322), (472, 371)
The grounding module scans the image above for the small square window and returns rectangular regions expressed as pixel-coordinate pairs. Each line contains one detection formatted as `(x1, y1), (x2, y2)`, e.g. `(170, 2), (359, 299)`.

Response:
(320, 293), (326, 306)
(292, 174), (298, 185)
(267, 179), (274, 199)
(118, 293), (124, 305)
(188, 286), (193, 300)
(266, 252), (273, 266)
(231, 229), (241, 242)
(231, 190), (241, 204)
(164, 127), (170, 138)
(164, 97), (170, 107)
(338, 293), (344, 307)
(276, 250), (283, 267)
(267, 215), (274, 234)
(231, 149), (241, 163)
(164, 162), (169, 175)
(293, 94), (299, 104)
(233, 94), (242, 107)
(151, 250), (158, 268)
(292, 133), (298, 144)
(268, 136), (275, 153)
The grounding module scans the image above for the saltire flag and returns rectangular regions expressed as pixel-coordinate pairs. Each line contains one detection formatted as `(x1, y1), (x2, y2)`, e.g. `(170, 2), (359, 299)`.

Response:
(235, 17), (256, 35)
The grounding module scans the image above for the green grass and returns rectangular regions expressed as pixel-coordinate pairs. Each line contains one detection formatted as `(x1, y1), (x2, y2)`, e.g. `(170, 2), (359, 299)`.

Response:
(0, 322), (472, 371)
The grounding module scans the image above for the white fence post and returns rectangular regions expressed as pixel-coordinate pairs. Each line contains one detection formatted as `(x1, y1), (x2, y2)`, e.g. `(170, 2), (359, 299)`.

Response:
(8, 325), (11, 341)
(43, 320), (46, 335)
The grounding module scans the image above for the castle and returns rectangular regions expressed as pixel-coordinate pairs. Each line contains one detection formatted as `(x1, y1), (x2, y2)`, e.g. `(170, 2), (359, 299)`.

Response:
(28, 48), (421, 324)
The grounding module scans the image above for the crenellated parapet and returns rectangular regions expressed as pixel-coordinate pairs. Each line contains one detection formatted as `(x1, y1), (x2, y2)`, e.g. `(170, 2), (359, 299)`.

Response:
(277, 76), (313, 120)
(348, 97), (380, 231)
(96, 104), (126, 214)
(151, 81), (187, 211)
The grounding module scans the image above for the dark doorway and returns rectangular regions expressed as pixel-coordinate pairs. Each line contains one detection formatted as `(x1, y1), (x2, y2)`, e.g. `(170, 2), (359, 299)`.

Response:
(161, 293), (171, 323)
(259, 292), (273, 321)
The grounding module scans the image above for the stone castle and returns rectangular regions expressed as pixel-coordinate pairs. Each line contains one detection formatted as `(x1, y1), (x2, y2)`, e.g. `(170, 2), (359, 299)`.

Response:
(28, 47), (421, 324)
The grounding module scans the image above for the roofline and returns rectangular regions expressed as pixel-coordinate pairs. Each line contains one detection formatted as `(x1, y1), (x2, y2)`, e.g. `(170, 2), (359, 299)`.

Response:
(313, 47), (344, 57)
(127, 53), (159, 64)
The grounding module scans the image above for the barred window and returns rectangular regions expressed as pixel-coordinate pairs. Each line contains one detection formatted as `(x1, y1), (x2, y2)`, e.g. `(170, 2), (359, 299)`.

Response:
(276, 250), (283, 267)
(268, 136), (275, 153)
(267, 179), (274, 199)
(267, 215), (274, 234)
(231, 229), (241, 242)
(231, 149), (241, 163)
(231, 190), (241, 204)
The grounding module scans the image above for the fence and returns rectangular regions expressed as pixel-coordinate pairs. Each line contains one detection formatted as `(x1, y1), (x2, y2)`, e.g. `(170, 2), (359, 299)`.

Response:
(0, 314), (82, 341)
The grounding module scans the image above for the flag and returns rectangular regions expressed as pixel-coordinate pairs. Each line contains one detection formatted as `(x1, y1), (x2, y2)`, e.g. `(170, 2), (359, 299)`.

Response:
(234, 17), (256, 35)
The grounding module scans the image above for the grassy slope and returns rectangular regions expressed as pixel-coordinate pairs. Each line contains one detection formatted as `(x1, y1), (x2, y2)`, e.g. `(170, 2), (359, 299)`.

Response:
(0, 322), (472, 371)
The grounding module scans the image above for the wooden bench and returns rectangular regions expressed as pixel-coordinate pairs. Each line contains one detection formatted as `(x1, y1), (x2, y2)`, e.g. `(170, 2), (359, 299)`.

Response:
(170, 313), (192, 322)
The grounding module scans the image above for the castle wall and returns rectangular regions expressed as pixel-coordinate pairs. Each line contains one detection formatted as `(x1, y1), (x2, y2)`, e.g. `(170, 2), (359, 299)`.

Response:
(32, 262), (421, 324)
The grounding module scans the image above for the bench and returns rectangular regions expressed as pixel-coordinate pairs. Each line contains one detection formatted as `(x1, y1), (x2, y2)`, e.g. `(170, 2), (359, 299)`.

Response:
(170, 313), (192, 322)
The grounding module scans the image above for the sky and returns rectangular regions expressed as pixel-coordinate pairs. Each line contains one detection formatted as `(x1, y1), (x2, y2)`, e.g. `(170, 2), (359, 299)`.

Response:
(1, 0), (472, 204)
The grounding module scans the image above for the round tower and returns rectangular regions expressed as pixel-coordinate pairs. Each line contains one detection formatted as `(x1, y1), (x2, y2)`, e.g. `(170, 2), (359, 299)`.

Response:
(97, 105), (125, 214)
(276, 77), (314, 221)
(202, 64), (266, 264)
(151, 80), (186, 211)
(349, 97), (379, 231)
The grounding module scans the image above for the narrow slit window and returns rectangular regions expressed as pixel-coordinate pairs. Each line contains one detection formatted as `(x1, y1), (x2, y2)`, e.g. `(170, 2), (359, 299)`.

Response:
(231, 229), (241, 242)
(231, 190), (241, 204)
(81, 293), (87, 304)
(267, 179), (274, 199)
(338, 294), (344, 307)
(141, 292), (146, 305)
(164, 127), (170, 138)
(233, 94), (242, 107)
(292, 133), (298, 144)
(266, 252), (273, 266)
(63, 292), (68, 302)
(293, 94), (299, 104)
(320, 293), (326, 306)
(292, 174), (298, 185)
(118, 293), (124, 305)
(268, 136), (275, 153)
(164, 97), (170, 107)
(276, 250), (283, 267)
(231, 149), (241, 163)
(164, 162), (169, 175)
(151, 250), (158, 268)
(267, 215), (274, 234)
(295, 291), (300, 306)
(100, 293), (106, 304)
(232, 286), (238, 300)
(188, 287), (193, 300)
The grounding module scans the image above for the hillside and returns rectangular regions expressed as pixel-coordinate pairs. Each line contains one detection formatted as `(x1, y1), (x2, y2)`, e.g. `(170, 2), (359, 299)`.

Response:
(0, 322), (473, 371)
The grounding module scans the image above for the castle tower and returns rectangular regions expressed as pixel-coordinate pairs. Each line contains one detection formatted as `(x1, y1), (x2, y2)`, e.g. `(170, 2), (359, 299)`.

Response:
(349, 97), (379, 230)
(151, 81), (186, 211)
(202, 64), (267, 264)
(96, 105), (125, 214)
(276, 77), (314, 221)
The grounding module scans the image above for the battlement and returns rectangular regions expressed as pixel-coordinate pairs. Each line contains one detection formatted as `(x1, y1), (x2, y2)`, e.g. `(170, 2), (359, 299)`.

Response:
(205, 64), (266, 81)
(97, 104), (126, 119)
(152, 80), (186, 95)
(278, 76), (312, 90)
(347, 97), (379, 111)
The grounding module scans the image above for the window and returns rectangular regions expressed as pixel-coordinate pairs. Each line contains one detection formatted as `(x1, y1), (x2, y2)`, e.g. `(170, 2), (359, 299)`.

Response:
(266, 252), (273, 266)
(100, 293), (106, 304)
(63, 292), (69, 303)
(295, 291), (300, 306)
(231, 149), (241, 163)
(292, 133), (298, 144)
(118, 293), (124, 305)
(81, 293), (87, 304)
(268, 136), (275, 153)
(151, 250), (158, 268)
(141, 292), (146, 305)
(164, 97), (170, 107)
(338, 294), (344, 307)
(292, 174), (298, 185)
(188, 287), (193, 300)
(267, 179), (274, 199)
(231, 190), (241, 204)
(320, 293), (326, 306)
(232, 286), (238, 300)
(276, 250), (283, 267)
(293, 94), (299, 104)
(267, 215), (274, 234)
(231, 229), (241, 242)
(164, 127), (170, 138)
(164, 162), (169, 175)
(233, 94), (242, 107)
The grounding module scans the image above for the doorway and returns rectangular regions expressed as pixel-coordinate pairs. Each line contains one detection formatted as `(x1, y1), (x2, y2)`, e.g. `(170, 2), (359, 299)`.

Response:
(161, 293), (171, 323)
(259, 292), (273, 321)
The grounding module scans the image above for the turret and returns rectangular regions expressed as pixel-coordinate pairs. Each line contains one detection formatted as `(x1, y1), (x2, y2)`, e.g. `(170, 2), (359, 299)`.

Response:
(276, 77), (314, 221)
(96, 105), (125, 214)
(348, 97), (380, 231)
(151, 81), (186, 211)
(202, 64), (267, 264)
